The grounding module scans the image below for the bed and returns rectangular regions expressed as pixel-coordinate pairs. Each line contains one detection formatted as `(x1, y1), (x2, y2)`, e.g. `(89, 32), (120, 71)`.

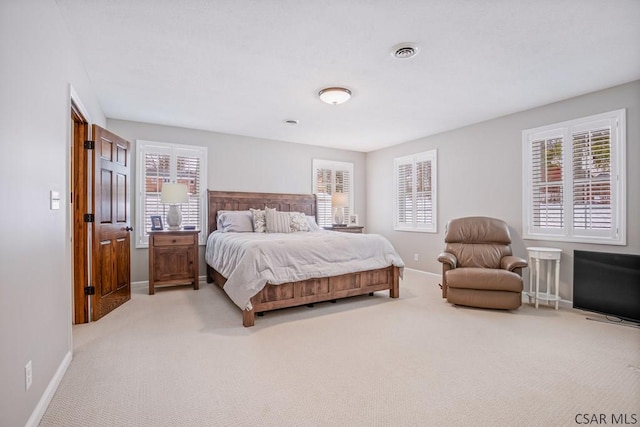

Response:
(205, 190), (403, 326)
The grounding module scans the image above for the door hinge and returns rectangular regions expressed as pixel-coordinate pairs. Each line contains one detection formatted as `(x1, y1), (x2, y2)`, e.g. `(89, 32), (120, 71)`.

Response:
(84, 286), (95, 295)
(84, 140), (94, 149)
(83, 213), (95, 223)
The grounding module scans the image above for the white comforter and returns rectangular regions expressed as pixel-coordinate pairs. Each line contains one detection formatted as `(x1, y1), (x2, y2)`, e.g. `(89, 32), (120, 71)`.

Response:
(205, 230), (404, 311)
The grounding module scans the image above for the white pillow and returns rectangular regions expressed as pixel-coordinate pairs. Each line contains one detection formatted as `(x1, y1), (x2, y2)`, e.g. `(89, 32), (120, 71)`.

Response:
(217, 210), (254, 232)
(265, 208), (292, 233)
(306, 215), (321, 231)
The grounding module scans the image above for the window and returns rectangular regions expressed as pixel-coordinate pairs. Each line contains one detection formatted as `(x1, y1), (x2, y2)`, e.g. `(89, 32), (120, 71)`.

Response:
(394, 150), (437, 232)
(522, 109), (626, 245)
(135, 140), (208, 247)
(312, 159), (354, 227)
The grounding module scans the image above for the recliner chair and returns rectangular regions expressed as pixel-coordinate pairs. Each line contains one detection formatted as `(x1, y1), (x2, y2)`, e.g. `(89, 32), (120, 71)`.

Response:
(437, 216), (528, 310)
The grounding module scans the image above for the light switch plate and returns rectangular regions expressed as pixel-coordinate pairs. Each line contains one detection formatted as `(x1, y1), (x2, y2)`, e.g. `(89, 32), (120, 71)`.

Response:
(50, 190), (60, 210)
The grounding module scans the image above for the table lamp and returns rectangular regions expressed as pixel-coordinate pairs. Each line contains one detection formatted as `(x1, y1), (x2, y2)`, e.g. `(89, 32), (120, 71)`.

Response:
(161, 183), (188, 230)
(332, 192), (348, 226)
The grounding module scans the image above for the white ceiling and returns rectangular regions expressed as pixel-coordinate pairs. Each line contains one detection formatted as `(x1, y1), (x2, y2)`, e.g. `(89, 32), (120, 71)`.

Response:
(56, 0), (640, 152)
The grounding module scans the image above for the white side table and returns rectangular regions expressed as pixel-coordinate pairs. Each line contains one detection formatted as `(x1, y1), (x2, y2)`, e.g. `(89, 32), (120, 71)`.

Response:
(526, 247), (562, 309)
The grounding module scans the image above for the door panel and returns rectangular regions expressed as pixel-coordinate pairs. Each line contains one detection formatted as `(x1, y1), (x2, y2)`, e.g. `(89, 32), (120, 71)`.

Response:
(115, 237), (130, 290)
(92, 125), (131, 320)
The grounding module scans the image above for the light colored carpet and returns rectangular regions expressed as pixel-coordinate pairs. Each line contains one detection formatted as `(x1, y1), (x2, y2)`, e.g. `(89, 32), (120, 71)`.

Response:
(40, 269), (639, 427)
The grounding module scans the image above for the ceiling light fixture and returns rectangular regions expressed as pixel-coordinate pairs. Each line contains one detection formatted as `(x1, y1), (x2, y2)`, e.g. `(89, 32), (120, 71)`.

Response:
(318, 87), (352, 105)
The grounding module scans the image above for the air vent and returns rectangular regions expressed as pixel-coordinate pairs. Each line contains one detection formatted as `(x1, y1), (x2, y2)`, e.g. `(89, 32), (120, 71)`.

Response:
(391, 43), (420, 59)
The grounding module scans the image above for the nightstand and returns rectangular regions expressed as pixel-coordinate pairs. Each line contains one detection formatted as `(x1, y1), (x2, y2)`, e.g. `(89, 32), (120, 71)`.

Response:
(323, 226), (364, 233)
(148, 229), (200, 295)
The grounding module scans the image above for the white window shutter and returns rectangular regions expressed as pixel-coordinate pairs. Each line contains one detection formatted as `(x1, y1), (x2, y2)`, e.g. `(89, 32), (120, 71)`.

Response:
(136, 141), (207, 247)
(530, 135), (564, 231)
(572, 127), (612, 231)
(394, 150), (437, 232)
(312, 160), (354, 227)
(522, 109), (625, 245)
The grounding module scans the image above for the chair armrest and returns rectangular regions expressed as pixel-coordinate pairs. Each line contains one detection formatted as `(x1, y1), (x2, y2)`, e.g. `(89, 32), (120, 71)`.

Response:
(437, 252), (457, 268)
(501, 255), (528, 272)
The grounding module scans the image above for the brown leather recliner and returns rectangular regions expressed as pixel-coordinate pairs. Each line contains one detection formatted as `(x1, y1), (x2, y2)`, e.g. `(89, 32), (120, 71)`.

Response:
(437, 217), (528, 310)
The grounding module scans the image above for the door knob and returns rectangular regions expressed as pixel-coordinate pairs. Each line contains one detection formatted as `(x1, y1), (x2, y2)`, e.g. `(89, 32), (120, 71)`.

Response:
(125, 226), (134, 232)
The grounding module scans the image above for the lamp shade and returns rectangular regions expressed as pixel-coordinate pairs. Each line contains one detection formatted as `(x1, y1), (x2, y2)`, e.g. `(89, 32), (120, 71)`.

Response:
(161, 183), (188, 204)
(332, 192), (348, 208)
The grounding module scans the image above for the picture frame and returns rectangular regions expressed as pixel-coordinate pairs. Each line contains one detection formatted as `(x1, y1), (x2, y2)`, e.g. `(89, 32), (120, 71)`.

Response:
(150, 215), (163, 231)
(348, 214), (359, 226)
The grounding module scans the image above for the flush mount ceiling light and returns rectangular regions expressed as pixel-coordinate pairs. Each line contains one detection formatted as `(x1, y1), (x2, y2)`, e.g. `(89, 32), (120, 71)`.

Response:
(391, 42), (420, 59)
(318, 87), (352, 105)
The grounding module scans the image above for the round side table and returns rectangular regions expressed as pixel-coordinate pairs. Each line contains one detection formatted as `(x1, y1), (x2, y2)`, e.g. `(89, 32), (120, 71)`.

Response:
(526, 247), (562, 309)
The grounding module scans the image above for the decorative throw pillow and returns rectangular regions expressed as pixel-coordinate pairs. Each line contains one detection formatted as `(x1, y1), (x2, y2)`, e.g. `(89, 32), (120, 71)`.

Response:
(265, 207), (292, 233)
(290, 212), (310, 232)
(250, 208), (266, 233)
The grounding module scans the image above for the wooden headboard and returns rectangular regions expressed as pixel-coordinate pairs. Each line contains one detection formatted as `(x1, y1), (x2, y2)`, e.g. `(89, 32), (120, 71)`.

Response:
(207, 190), (317, 234)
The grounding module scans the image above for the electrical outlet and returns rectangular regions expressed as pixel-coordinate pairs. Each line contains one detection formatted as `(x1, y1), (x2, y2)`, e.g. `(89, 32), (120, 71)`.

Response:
(414, 253), (419, 261)
(25, 361), (32, 390)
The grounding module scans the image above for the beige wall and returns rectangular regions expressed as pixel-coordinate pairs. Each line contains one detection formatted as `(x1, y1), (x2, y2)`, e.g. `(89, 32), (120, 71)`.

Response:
(0, 1), (106, 425)
(367, 80), (640, 302)
(106, 119), (367, 282)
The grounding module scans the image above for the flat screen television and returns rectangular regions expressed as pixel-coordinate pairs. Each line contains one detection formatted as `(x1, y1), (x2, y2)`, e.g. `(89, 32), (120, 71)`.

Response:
(573, 250), (640, 323)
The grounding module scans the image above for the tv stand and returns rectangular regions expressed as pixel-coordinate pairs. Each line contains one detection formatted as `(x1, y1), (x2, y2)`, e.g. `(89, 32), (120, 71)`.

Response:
(585, 316), (640, 329)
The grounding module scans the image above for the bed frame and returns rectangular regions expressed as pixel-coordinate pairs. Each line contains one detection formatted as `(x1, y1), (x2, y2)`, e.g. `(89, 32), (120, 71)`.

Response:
(206, 190), (400, 327)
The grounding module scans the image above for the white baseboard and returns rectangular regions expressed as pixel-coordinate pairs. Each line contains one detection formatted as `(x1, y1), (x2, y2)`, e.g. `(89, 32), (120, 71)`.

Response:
(25, 351), (72, 427)
(403, 267), (439, 278)
(521, 293), (573, 309)
(131, 280), (147, 291)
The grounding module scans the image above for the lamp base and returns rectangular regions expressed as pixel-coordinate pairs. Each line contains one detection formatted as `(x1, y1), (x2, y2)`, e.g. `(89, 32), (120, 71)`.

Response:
(333, 207), (345, 226)
(166, 205), (182, 230)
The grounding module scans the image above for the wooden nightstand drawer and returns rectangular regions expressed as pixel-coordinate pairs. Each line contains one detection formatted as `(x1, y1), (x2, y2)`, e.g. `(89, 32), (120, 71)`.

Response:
(153, 234), (195, 246)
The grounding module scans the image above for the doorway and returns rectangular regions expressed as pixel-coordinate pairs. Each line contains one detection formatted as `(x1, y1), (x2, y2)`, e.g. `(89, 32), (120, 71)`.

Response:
(70, 102), (132, 323)
(70, 101), (90, 324)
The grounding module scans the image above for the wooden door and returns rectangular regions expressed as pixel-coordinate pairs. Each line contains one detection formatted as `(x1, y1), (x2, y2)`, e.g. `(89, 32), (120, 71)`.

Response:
(91, 125), (131, 320)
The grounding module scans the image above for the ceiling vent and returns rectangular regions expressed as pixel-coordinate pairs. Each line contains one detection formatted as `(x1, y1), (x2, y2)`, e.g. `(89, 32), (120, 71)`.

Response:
(391, 43), (419, 59)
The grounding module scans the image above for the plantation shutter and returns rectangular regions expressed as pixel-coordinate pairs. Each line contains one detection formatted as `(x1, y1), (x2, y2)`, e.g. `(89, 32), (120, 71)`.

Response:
(335, 169), (351, 220)
(522, 109), (624, 244)
(312, 160), (354, 227)
(396, 161), (413, 226)
(315, 168), (333, 227)
(143, 147), (171, 236)
(176, 148), (204, 230)
(530, 135), (564, 230)
(572, 126), (612, 231)
(136, 141), (207, 247)
(394, 150), (437, 232)
(415, 158), (432, 226)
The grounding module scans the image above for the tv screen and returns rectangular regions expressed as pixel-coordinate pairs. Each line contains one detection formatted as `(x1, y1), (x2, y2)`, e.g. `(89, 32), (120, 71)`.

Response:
(573, 250), (640, 323)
